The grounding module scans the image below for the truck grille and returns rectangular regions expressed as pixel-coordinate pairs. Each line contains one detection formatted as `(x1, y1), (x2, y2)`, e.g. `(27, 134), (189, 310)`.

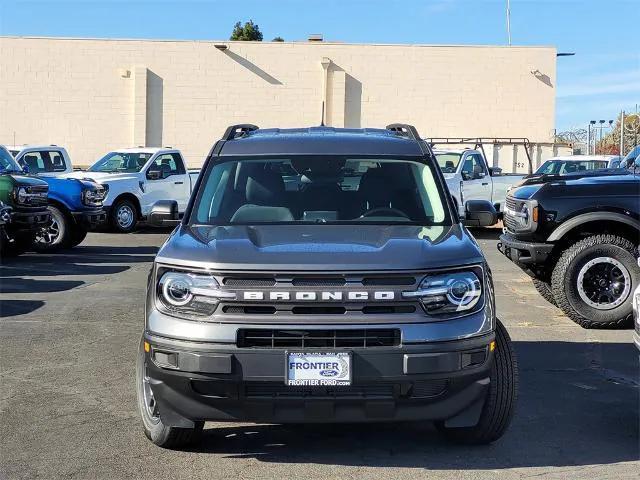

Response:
(237, 328), (401, 348)
(243, 379), (448, 399)
(503, 195), (518, 233)
(213, 272), (423, 324)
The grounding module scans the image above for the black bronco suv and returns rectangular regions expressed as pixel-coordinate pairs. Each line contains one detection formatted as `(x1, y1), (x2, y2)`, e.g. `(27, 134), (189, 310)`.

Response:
(137, 124), (518, 448)
(498, 169), (640, 328)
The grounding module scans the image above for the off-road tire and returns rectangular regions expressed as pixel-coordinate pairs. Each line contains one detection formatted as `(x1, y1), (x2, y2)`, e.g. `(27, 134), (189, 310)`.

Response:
(435, 320), (518, 444)
(532, 278), (557, 307)
(110, 199), (138, 233)
(136, 337), (204, 448)
(33, 205), (71, 252)
(70, 227), (88, 248)
(551, 234), (638, 329)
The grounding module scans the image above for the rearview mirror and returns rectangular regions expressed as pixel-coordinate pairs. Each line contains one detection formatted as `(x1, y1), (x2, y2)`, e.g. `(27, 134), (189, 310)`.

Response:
(464, 200), (497, 227)
(147, 166), (162, 180)
(148, 200), (180, 227)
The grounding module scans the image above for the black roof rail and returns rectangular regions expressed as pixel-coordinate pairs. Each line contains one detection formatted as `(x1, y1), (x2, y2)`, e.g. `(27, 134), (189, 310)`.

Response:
(222, 124), (259, 141)
(386, 123), (421, 141)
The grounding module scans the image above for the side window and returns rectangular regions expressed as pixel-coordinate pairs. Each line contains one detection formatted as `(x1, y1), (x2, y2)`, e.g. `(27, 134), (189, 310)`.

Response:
(46, 151), (67, 172)
(20, 152), (46, 173)
(150, 154), (180, 179)
(170, 153), (186, 174)
(461, 157), (474, 180)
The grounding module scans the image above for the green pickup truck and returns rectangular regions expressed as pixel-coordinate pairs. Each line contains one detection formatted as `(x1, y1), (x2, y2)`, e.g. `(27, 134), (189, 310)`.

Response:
(0, 145), (50, 256)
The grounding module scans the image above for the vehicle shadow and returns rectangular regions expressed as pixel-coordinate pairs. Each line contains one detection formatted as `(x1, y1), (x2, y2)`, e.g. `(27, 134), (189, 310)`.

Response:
(0, 299), (45, 317)
(190, 340), (638, 470)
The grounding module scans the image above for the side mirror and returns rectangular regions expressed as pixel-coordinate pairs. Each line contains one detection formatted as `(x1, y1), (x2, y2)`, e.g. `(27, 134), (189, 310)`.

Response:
(148, 200), (180, 227)
(489, 167), (502, 176)
(21, 164), (30, 174)
(461, 171), (472, 181)
(147, 167), (162, 180)
(464, 200), (497, 227)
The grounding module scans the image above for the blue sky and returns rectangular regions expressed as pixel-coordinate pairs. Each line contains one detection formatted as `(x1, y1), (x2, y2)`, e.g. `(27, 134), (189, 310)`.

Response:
(0, 0), (638, 131)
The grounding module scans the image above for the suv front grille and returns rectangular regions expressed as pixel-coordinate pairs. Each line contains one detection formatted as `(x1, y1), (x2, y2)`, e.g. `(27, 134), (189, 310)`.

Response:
(503, 195), (518, 233)
(237, 328), (401, 348)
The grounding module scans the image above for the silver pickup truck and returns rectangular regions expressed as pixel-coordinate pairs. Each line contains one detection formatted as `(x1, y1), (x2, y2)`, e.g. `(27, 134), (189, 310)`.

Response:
(434, 149), (525, 221)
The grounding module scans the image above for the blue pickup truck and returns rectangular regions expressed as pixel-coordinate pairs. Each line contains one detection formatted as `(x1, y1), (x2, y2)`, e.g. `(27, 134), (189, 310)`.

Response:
(7, 145), (107, 251)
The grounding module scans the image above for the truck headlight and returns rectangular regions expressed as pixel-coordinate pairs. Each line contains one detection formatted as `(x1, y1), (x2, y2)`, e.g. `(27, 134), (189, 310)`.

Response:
(505, 198), (538, 232)
(156, 269), (236, 318)
(81, 186), (107, 206)
(17, 187), (28, 204)
(403, 268), (483, 316)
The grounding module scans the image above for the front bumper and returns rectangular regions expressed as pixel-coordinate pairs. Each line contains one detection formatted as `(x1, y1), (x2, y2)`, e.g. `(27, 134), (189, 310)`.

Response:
(144, 331), (495, 427)
(9, 209), (51, 230)
(71, 209), (107, 228)
(497, 232), (554, 266)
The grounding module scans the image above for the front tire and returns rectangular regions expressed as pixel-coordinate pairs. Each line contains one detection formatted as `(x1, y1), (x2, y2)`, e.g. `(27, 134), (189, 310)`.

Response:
(136, 337), (204, 448)
(33, 205), (71, 252)
(551, 234), (638, 328)
(70, 227), (88, 248)
(110, 199), (138, 233)
(532, 278), (557, 307)
(436, 320), (518, 444)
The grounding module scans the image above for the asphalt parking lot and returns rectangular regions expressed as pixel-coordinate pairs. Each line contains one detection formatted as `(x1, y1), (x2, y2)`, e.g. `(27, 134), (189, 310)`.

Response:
(1, 228), (638, 479)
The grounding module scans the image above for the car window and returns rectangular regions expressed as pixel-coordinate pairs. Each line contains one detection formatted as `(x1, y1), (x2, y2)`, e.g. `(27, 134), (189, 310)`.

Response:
(461, 154), (484, 180)
(149, 153), (185, 178)
(192, 156), (450, 226)
(47, 150), (67, 172)
(434, 153), (462, 173)
(89, 152), (153, 173)
(0, 146), (22, 173)
(20, 152), (46, 172)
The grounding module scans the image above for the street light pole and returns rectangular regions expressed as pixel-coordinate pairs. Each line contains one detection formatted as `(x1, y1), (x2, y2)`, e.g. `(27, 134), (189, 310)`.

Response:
(506, 0), (511, 46)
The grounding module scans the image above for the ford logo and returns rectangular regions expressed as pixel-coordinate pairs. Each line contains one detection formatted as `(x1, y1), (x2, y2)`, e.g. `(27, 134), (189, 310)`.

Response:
(320, 369), (339, 377)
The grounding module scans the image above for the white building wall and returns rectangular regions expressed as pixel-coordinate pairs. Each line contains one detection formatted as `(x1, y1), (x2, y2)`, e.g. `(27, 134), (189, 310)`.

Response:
(0, 37), (557, 168)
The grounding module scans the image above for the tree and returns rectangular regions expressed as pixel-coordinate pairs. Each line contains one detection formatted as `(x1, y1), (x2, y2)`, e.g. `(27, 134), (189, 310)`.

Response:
(230, 20), (263, 41)
(272, 36), (285, 42)
(595, 112), (640, 155)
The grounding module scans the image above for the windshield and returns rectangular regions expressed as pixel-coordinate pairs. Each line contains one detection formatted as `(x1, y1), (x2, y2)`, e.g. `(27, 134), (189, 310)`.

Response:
(0, 146), (23, 173)
(89, 151), (153, 173)
(535, 160), (608, 175)
(623, 146), (640, 167)
(190, 156), (450, 226)
(434, 153), (462, 173)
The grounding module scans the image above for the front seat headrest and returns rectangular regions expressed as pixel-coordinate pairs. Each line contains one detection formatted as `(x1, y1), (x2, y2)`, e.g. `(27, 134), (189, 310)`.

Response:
(246, 166), (286, 206)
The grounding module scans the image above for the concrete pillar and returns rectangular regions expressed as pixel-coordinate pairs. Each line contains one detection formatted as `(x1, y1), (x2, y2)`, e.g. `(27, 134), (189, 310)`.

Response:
(327, 70), (346, 128)
(133, 67), (147, 147)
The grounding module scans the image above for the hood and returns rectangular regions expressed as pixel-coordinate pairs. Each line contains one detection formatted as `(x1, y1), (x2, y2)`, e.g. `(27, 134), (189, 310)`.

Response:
(155, 224), (484, 271)
(5, 174), (49, 187)
(442, 173), (456, 181)
(518, 168), (632, 186)
(62, 171), (139, 183)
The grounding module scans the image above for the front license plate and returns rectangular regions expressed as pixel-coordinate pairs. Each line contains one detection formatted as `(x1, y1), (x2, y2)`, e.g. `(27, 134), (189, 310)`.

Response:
(286, 352), (351, 386)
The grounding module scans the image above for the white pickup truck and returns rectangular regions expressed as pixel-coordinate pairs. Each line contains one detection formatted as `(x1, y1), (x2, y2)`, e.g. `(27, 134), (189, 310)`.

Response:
(64, 148), (199, 232)
(6, 145), (74, 176)
(434, 149), (525, 222)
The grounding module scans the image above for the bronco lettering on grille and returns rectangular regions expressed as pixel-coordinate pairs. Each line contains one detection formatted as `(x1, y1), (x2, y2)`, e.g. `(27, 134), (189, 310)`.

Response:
(241, 291), (396, 301)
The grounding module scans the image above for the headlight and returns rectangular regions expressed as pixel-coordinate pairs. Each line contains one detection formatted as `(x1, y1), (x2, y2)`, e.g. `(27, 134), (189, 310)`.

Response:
(17, 187), (28, 204)
(81, 187), (107, 206)
(505, 198), (538, 232)
(156, 270), (236, 318)
(403, 269), (483, 316)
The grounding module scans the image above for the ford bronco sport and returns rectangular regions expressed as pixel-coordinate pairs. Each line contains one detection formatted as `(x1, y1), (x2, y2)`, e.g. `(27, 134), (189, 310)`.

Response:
(137, 124), (518, 448)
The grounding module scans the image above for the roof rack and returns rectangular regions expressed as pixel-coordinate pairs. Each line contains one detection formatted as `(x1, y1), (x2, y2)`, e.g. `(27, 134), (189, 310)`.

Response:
(386, 124), (421, 141)
(425, 137), (533, 173)
(222, 124), (259, 141)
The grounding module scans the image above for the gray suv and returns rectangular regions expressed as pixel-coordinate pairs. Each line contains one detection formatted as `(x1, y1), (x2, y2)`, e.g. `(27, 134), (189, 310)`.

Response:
(137, 124), (518, 448)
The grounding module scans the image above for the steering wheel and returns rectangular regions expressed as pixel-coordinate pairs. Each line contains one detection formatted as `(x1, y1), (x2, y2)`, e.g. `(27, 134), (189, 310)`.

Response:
(359, 207), (409, 219)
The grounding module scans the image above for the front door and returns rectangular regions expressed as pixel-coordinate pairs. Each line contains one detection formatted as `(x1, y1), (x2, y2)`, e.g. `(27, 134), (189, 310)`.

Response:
(143, 153), (190, 214)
